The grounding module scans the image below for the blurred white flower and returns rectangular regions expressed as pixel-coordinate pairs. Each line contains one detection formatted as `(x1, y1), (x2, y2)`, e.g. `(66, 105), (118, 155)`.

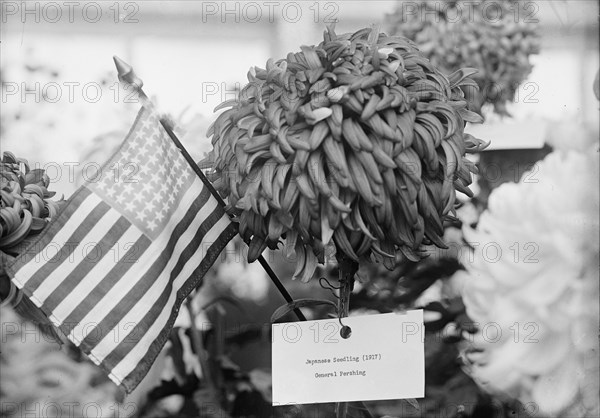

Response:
(212, 241), (270, 303)
(460, 150), (600, 417)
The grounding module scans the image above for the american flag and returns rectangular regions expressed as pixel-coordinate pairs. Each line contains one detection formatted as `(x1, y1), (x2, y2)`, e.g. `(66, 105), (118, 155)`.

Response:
(7, 107), (238, 392)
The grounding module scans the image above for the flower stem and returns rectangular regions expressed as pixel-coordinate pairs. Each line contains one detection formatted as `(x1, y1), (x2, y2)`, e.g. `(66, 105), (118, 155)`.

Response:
(335, 252), (359, 418)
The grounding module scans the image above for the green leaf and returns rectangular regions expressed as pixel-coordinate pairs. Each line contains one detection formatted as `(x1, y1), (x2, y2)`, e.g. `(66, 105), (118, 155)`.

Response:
(271, 298), (337, 323)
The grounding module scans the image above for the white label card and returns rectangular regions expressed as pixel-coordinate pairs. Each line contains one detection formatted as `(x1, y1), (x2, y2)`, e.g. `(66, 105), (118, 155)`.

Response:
(271, 310), (424, 405)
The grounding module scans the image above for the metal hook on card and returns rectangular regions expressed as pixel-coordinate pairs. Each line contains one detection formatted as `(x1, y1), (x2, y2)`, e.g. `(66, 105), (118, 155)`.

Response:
(318, 277), (340, 299)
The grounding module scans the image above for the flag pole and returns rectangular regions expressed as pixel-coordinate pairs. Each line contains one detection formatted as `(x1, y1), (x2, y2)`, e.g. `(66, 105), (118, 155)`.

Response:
(112, 56), (306, 322)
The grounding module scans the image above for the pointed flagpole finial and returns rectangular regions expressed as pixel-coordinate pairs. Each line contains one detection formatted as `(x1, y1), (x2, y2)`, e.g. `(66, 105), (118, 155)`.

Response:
(113, 55), (143, 89)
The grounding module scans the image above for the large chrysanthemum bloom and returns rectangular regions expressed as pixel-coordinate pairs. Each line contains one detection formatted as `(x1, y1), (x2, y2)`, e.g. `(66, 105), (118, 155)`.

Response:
(206, 26), (487, 282)
(1, 151), (66, 338)
(386, 0), (540, 116)
(459, 150), (600, 416)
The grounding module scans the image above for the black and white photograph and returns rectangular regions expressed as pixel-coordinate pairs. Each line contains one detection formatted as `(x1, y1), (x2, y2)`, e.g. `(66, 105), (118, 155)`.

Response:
(0, 1), (598, 417)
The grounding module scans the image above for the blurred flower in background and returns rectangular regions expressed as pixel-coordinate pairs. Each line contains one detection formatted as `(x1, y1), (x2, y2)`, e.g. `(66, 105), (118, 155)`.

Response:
(0, 306), (127, 418)
(459, 149), (600, 417)
(213, 254), (270, 303)
(386, 0), (540, 117)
